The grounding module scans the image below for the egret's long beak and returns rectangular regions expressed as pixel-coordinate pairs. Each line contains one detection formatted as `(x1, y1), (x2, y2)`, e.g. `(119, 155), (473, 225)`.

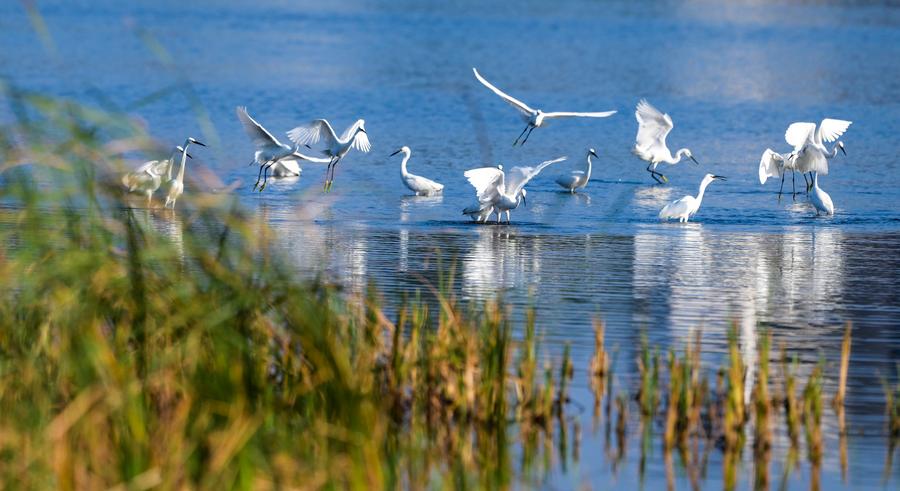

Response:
(305, 144), (312, 149)
(589, 150), (599, 158)
(713, 175), (726, 180)
(690, 156), (700, 165)
(839, 145), (847, 156)
(360, 128), (367, 134)
(390, 149), (402, 157)
(186, 153), (194, 159)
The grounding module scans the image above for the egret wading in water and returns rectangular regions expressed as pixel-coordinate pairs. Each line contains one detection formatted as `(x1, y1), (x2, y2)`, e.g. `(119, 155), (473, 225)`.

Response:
(810, 172), (835, 216)
(556, 148), (598, 193)
(164, 137), (206, 209)
(391, 146), (444, 196)
(123, 145), (194, 207)
(659, 173), (725, 223)
(235, 106), (330, 192)
(288, 118), (371, 192)
(463, 156), (567, 224)
(472, 68), (616, 146)
(122, 145), (191, 189)
(785, 118), (850, 192)
(463, 165), (501, 222)
(633, 99), (699, 184)
(758, 148), (801, 197)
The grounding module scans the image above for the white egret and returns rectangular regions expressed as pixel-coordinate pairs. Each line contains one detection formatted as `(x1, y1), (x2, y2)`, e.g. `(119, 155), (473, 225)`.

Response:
(472, 68), (616, 146)
(633, 99), (699, 183)
(658, 173), (725, 223)
(556, 148), (598, 193)
(758, 148), (802, 196)
(785, 118), (850, 191)
(463, 156), (567, 223)
(164, 137), (206, 209)
(122, 145), (190, 189)
(123, 160), (166, 207)
(810, 172), (835, 216)
(391, 146), (444, 196)
(287, 118), (371, 191)
(235, 106), (330, 192)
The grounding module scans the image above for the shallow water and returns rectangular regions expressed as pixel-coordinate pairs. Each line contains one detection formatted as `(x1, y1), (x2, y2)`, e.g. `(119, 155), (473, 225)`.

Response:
(3, 0), (900, 488)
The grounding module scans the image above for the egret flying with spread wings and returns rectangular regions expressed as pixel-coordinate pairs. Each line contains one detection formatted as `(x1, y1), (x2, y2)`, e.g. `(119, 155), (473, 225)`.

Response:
(287, 118), (370, 192)
(632, 99), (699, 184)
(784, 118), (850, 184)
(472, 68), (616, 146)
(236, 106), (330, 191)
(659, 173), (725, 223)
(463, 156), (567, 223)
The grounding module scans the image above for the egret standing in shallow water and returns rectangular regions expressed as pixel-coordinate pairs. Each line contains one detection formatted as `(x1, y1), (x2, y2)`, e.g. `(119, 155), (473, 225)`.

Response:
(633, 99), (699, 184)
(556, 148), (598, 193)
(287, 118), (371, 191)
(235, 106), (330, 192)
(758, 148), (800, 197)
(463, 157), (567, 224)
(391, 146), (444, 196)
(659, 173), (725, 223)
(164, 137), (206, 209)
(810, 172), (835, 216)
(785, 118), (850, 191)
(123, 145), (190, 189)
(472, 68), (616, 146)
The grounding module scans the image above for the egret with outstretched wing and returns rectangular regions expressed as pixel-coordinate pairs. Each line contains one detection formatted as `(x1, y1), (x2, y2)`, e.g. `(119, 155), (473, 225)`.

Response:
(236, 106), (329, 191)
(633, 99), (699, 184)
(287, 118), (370, 191)
(472, 68), (616, 146)
(463, 157), (567, 223)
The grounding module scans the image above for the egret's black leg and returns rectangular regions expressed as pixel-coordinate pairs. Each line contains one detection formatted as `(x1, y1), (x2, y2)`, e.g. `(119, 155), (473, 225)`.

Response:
(779, 172), (785, 197)
(802, 172), (810, 194)
(254, 160), (272, 190)
(513, 125), (530, 146)
(520, 126), (536, 146)
(260, 160), (278, 191)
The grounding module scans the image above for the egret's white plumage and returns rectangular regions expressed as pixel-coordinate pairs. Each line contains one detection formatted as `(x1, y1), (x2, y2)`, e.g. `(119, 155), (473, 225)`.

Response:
(785, 118), (851, 176)
(758, 148), (805, 196)
(123, 145), (189, 190)
(391, 146), (443, 196)
(810, 172), (834, 216)
(164, 137), (206, 209)
(659, 173), (725, 223)
(556, 148), (598, 193)
(287, 118), (371, 191)
(472, 68), (616, 146)
(633, 99), (699, 183)
(463, 157), (567, 223)
(236, 106), (330, 191)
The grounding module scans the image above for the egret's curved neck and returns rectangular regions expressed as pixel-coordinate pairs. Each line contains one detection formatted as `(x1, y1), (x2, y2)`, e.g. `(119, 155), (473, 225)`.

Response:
(175, 144), (189, 184)
(167, 150), (179, 180)
(813, 172), (820, 189)
(696, 178), (712, 203)
(826, 142), (841, 158)
(584, 154), (593, 181)
(669, 148), (690, 164)
(400, 151), (411, 176)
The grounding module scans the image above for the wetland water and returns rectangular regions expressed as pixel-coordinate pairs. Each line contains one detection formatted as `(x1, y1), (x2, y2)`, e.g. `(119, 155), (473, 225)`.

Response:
(2, 0), (900, 488)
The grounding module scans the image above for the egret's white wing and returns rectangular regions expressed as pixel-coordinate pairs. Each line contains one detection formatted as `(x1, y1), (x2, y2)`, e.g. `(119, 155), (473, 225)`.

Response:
(464, 167), (504, 202)
(815, 118), (851, 144)
(351, 128), (371, 153)
(287, 119), (340, 147)
(542, 110), (617, 119)
(659, 196), (694, 220)
(407, 174), (444, 194)
(132, 159), (162, 175)
(505, 156), (567, 196)
(291, 150), (332, 163)
(635, 99), (673, 153)
(784, 122), (816, 150)
(758, 149), (785, 185)
(236, 106), (283, 149)
(472, 68), (535, 116)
